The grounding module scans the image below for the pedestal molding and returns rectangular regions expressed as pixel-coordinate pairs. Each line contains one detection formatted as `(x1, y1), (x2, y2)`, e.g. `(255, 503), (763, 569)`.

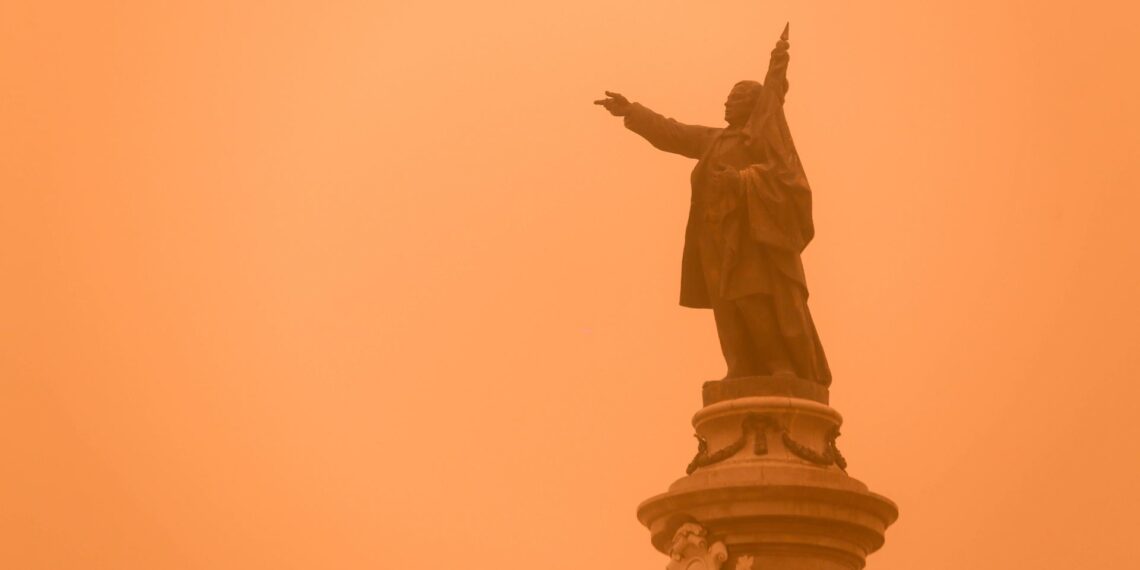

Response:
(693, 396), (842, 427)
(639, 387), (897, 569)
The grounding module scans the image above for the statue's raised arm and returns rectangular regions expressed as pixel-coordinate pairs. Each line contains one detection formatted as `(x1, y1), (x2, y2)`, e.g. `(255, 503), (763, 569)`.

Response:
(743, 23), (808, 190)
(764, 23), (792, 104)
(766, 24), (793, 102)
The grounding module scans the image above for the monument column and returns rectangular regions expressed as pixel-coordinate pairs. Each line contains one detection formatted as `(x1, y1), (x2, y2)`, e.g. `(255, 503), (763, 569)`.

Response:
(637, 376), (897, 570)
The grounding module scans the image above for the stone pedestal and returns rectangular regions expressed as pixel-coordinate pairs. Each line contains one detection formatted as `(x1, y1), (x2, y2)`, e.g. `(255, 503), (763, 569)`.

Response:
(638, 377), (897, 570)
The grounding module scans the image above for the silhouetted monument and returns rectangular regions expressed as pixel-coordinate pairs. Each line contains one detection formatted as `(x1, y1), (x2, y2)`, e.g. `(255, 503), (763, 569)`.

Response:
(596, 25), (898, 570)
(596, 24), (828, 386)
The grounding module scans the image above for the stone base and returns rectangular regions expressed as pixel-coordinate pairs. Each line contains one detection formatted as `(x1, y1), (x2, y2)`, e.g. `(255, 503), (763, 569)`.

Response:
(702, 376), (830, 406)
(639, 381), (896, 570)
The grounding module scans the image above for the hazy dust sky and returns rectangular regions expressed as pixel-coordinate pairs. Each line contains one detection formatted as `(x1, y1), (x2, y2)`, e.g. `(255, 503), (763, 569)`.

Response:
(3, 1), (1139, 568)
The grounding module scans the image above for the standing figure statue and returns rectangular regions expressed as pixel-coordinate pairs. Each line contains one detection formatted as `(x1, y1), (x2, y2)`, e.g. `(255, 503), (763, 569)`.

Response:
(595, 25), (831, 386)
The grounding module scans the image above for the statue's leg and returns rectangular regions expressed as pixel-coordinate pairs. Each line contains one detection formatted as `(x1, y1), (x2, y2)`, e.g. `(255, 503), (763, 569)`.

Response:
(710, 295), (759, 379)
(734, 294), (796, 378)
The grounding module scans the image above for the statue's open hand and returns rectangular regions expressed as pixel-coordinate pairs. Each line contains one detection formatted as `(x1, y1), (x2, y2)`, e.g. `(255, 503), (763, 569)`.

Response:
(593, 91), (632, 117)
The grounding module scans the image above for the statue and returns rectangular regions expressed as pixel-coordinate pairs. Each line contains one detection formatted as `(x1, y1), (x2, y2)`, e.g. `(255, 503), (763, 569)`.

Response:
(595, 25), (831, 386)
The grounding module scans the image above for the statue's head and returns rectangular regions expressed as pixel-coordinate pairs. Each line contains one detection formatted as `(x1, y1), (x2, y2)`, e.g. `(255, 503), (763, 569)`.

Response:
(724, 80), (762, 126)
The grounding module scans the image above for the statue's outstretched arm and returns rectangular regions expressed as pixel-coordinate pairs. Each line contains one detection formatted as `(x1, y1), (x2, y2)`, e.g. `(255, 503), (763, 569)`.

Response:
(622, 102), (719, 160)
(596, 91), (717, 159)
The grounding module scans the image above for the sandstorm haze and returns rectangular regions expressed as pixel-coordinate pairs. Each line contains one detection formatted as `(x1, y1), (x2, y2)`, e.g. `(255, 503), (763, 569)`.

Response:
(2, 1), (1138, 568)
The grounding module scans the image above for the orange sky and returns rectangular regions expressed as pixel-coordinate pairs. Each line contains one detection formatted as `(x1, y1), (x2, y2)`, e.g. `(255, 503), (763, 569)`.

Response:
(3, 1), (1139, 568)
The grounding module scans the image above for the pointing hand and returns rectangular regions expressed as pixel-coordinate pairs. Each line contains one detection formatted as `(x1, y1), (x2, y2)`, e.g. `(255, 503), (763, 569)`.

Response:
(593, 91), (632, 117)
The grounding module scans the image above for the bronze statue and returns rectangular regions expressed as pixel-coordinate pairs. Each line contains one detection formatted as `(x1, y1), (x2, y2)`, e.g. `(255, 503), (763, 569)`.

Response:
(595, 25), (831, 386)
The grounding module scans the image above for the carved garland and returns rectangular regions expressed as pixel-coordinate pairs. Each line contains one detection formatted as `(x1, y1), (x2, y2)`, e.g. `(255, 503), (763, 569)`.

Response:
(686, 413), (847, 474)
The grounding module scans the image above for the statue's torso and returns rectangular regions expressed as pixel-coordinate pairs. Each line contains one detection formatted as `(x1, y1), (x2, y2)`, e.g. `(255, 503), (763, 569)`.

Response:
(689, 129), (774, 300)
